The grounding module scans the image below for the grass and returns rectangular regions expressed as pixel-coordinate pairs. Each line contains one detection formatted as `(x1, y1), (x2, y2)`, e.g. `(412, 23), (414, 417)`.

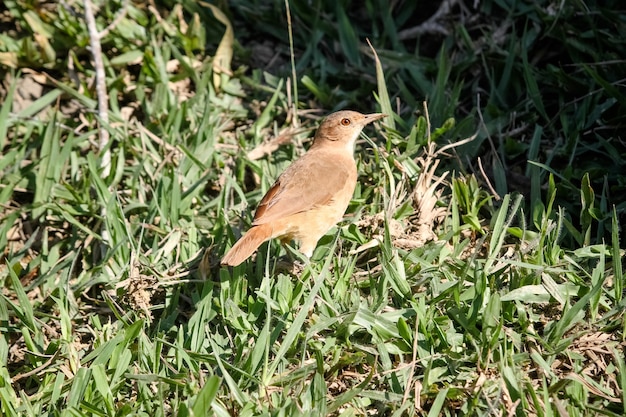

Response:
(1, 0), (625, 415)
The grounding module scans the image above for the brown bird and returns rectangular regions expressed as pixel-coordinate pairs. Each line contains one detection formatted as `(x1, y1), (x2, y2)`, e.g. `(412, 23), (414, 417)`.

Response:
(221, 110), (386, 266)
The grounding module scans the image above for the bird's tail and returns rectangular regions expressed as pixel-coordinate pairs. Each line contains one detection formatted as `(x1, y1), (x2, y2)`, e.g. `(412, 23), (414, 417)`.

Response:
(221, 225), (272, 266)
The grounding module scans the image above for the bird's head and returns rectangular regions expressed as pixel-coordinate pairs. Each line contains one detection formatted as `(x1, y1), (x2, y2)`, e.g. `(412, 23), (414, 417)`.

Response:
(312, 110), (386, 152)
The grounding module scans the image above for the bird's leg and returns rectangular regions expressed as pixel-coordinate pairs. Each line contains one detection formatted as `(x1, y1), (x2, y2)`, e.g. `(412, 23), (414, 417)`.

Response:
(275, 237), (309, 275)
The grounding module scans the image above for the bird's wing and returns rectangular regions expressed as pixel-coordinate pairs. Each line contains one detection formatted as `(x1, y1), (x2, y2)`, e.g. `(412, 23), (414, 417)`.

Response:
(252, 151), (355, 225)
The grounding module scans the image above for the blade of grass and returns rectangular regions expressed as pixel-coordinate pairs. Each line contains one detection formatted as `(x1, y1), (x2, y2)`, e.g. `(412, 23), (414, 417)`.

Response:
(15, 88), (63, 120)
(266, 242), (337, 381)
(32, 111), (60, 220)
(7, 264), (37, 333)
(204, 3), (234, 91)
(547, 267), (605, 345)
(427, 387), (449, 417)
(208, 336), (247, 407)
(611, 206), (623, 302)
(0, 74), (17, 150)
(486, 193), (523, 274)
(192, 375), (222, 416)
(336, 4), (361, 66)
(367, 38), (395, 130)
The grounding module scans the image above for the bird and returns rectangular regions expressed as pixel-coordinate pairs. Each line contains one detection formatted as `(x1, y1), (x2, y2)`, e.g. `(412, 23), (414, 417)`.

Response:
(221, 110), (386, 267)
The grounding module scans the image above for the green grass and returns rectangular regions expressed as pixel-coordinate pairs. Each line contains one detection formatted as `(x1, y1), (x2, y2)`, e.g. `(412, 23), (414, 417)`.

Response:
(1, 0), (625, 415)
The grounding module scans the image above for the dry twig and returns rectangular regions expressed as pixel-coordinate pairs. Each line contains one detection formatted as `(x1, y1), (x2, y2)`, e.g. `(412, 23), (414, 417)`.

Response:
(84, 0), (110, 177)
(397, 0), (458, 39)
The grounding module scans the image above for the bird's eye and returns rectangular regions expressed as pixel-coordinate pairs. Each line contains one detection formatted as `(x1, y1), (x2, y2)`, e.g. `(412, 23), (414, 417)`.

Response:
(340, 118), (351, 126)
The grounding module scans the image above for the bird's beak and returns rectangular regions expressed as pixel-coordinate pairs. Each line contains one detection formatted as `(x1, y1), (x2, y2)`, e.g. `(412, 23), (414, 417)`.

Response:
(364, 113), (387, 123)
